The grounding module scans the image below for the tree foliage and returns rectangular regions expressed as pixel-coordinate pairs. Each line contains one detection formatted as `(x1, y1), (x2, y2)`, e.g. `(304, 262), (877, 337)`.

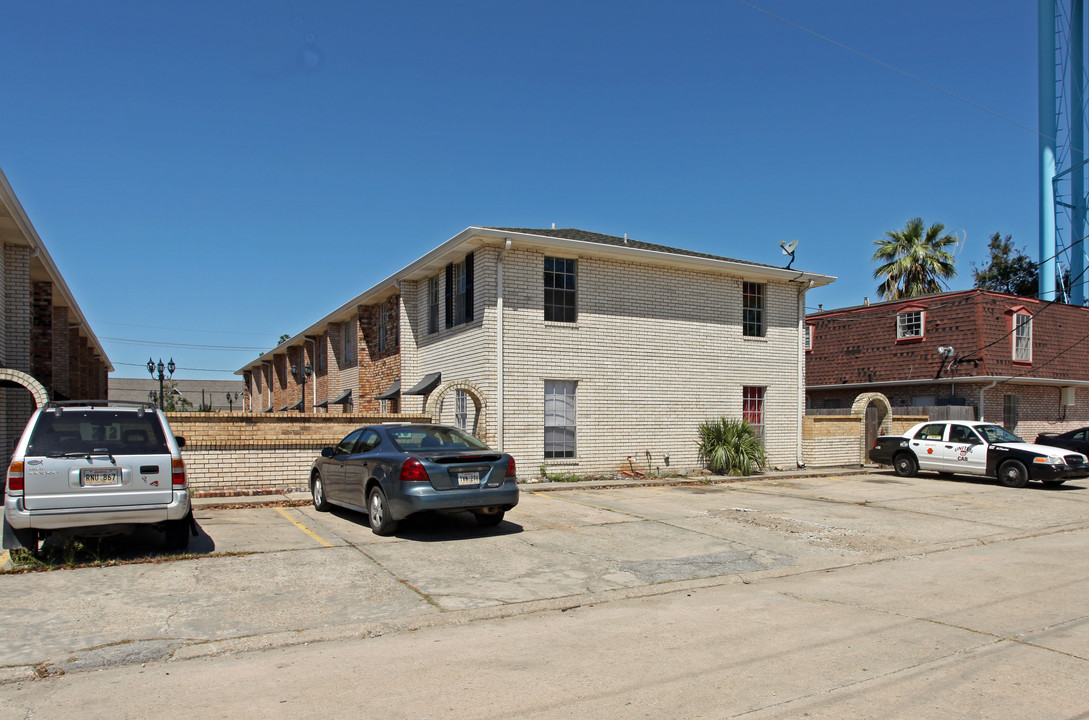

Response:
(872, 217), (958, 300)
(971, 233), (1038, 297)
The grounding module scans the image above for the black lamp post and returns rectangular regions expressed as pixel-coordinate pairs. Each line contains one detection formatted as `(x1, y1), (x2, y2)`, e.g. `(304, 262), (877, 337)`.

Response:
(147, 357), (176, 410)
(290, 362), (312, 413)
(226, 391), (241, 413)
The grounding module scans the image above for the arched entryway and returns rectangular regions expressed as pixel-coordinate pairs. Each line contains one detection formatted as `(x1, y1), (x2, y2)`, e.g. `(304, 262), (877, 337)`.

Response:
(851, 392), (892, 463)
(425, 381), (489, 443)
(0, 368), (49, 408)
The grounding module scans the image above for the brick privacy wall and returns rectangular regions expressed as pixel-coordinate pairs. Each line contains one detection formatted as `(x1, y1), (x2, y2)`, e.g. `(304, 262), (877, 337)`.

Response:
(166, 411), (428, 494)
(802, 414), (927, 467)
(405, 244), (809, 474)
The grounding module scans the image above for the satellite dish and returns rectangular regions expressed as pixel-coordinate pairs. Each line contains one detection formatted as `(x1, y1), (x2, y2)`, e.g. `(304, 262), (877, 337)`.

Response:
(778, 239), (799, 269)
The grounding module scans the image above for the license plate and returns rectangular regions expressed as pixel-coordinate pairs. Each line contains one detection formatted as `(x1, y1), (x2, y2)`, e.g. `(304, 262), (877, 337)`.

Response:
(82, 468), (120, 486)
(456, 472), (480, 487)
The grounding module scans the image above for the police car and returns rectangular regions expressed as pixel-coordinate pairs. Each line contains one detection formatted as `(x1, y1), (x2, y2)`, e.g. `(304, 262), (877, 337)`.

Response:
(868, 420), (1089, 488)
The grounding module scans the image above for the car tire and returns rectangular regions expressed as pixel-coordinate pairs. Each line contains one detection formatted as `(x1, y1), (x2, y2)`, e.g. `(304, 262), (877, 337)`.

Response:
(312, 473), (331, 512)
(368, 486), (397, 536)
(997, 460), (1030, 489)
(474, 511), (505, 527)
(893, 452), (918, 478)
(164, 515), (191, 552)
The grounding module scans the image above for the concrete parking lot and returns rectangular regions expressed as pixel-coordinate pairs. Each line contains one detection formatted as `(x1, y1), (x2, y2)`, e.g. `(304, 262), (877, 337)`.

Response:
(2, 469), (1089, 718)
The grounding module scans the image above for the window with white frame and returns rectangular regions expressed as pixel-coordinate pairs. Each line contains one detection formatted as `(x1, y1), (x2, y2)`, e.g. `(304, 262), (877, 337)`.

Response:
(454, 389), (469, 430)
(896, 310), (924, 339)
(428, 275), (440, 334)
(544, 380), (577, 459)
(742, 282), (765, 337)
(743, 386), (765, 444)
(804, 325), (813, 351)
(1013, 312), (1032, 362)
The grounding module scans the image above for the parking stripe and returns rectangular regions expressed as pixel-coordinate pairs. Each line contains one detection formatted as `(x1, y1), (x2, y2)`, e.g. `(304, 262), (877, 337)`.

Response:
(275, 507), (334, 547)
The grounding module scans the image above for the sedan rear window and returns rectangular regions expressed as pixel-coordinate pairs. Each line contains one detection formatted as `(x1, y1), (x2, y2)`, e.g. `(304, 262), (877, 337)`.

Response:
(388, 426), (489, 453)
(27, 410), (169, 456)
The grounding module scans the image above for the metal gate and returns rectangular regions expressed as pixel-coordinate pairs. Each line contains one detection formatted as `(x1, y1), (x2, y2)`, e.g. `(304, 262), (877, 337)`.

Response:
(865, 405), (881, 450)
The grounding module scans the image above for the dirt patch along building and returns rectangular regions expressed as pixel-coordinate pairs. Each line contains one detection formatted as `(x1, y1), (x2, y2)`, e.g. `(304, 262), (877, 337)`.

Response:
(238, 227), (834, 475)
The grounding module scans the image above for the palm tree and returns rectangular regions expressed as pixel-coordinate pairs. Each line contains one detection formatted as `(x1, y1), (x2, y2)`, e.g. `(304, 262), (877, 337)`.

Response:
(872, 217), (958, 300)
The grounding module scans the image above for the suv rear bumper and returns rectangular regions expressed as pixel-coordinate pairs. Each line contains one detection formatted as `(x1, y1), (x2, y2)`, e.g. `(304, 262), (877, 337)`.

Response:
(4, 490), (191, 530)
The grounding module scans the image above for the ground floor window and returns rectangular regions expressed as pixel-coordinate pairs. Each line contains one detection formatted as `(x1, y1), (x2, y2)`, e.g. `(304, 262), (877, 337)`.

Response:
(743, 386), (765, 444)
(544, 380), (577, 459)
(1003, 394), (1018, 432)
(454, 389), (469, 430)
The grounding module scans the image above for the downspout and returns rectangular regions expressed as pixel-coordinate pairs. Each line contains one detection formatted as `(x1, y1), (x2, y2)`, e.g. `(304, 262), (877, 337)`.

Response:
(305, 336), (318, 409)
(979, 379), (1000, 422)
(797, 280), (813, 468)
(262, 361), (273, 411)
(496, 238), (512, 450)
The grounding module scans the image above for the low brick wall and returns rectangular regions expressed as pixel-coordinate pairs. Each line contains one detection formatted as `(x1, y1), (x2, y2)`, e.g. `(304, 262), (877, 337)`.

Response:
(802, 414), (926, 468)
(166, 411), (429, 495)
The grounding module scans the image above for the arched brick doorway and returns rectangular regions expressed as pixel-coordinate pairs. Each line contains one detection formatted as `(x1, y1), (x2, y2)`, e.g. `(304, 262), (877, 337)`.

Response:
(851, 392), (892, 463)
(425, 381), (489, 443)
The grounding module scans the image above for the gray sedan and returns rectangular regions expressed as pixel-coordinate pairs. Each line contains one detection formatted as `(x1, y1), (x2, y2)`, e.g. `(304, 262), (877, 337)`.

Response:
(309, 424), (519, 535)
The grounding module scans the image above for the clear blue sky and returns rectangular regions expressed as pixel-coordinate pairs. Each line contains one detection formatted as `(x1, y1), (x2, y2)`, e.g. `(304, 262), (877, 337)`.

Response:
(1, 1), (1040, 382)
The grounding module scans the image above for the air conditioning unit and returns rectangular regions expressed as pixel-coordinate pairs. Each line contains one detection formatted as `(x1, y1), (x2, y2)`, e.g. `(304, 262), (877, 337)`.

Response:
(1061, 387), (1076, 407)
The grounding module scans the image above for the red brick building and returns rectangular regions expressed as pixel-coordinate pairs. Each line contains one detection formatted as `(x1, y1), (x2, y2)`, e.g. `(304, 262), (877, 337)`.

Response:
(0, 167), (111, 462)
(806, 289), (1089, 440)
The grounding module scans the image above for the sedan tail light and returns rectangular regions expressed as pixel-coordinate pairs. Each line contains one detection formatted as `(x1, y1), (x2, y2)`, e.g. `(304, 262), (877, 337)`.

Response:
(506, 456), (517, 478)
(172, 458), (187, 487)
(7, 461), (24, 492)
(400, 457), (430, 482)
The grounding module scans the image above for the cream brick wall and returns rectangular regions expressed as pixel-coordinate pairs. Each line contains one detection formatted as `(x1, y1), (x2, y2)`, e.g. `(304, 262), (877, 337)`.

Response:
(413, 244), (808, 475)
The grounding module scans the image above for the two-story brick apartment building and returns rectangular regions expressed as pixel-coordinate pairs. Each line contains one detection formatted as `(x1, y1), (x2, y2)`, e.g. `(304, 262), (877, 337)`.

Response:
(238, 227), (834, 475)
(806, 289), (1089, 441)
(0, 166), (111, 462)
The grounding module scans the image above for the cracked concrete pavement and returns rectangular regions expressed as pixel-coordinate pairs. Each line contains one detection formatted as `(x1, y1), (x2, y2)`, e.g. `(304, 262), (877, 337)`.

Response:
(2, 469), (1088, 717)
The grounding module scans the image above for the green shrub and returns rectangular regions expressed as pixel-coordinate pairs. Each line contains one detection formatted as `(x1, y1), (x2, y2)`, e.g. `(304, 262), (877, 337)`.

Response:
(697, 418), (767, 476)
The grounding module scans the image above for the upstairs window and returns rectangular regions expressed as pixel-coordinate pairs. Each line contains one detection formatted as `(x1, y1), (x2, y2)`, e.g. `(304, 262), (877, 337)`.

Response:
(896, 309), (924, 340)
(742, 282), (765, 337)
(544, 257), (577, 323)
(445, 253), (474, 328)
(428, 275), (440, 334)
(379, 301), (388, 352)
(1013, 312), (1032, 363)
(343, 322), (357, 365)
(804, 325), (813, 352)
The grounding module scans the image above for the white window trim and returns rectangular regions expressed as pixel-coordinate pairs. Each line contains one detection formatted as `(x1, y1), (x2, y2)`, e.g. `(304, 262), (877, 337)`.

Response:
(1013, 312), (1032, 363)
(896, 309), (924, 339)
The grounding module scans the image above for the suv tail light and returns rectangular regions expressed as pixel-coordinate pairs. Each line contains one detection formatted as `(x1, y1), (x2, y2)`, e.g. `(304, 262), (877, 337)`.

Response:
(506, 456), (517, 478)
(400, 457), (430, 482)
(172, 458), (187, 488)
(7, 461), (24, 492)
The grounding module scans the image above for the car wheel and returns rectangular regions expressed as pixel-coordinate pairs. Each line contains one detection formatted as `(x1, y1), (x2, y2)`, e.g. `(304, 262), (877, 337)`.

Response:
(893, 452), (918, 477)
(164, 515), (191, 552)
(312, 473), (331, 512)
(474, 510), (505, 527)
(997, 460), (1030, 488)
(368, 487), (397, 536)
(1042, 479), (1066, 487)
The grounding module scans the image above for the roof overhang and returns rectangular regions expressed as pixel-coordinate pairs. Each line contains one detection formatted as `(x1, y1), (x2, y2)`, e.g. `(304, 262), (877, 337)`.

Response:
(0, 167), (112, 372)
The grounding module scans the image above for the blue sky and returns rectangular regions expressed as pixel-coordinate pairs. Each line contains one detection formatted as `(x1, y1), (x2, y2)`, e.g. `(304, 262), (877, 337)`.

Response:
(1, 1), (1041, 381)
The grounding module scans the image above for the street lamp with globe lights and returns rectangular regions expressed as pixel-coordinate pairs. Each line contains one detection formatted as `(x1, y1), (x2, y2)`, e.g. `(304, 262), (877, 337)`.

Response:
(290, 362), (312, 412)
(147, 357), (176, 410)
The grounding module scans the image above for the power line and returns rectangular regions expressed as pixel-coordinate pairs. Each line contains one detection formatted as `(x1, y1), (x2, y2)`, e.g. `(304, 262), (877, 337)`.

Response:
(100, 336), (269, 352)
(113, 361), (242, 374)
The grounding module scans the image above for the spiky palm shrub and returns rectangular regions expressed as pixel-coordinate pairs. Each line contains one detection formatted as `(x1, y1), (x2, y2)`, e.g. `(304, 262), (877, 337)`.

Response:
(697, 418), (767, 476)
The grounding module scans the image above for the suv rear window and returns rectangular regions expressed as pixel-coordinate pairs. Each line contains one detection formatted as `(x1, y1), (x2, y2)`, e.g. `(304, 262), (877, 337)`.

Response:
(26, 410), (169, 456)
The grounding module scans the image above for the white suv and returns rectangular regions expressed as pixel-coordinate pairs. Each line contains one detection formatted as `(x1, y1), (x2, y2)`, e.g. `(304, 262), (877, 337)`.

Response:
(3, 401), (193, 553)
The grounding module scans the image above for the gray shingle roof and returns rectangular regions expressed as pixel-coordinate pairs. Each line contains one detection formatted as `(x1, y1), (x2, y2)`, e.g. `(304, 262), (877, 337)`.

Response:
(487, 227), (785, 271)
